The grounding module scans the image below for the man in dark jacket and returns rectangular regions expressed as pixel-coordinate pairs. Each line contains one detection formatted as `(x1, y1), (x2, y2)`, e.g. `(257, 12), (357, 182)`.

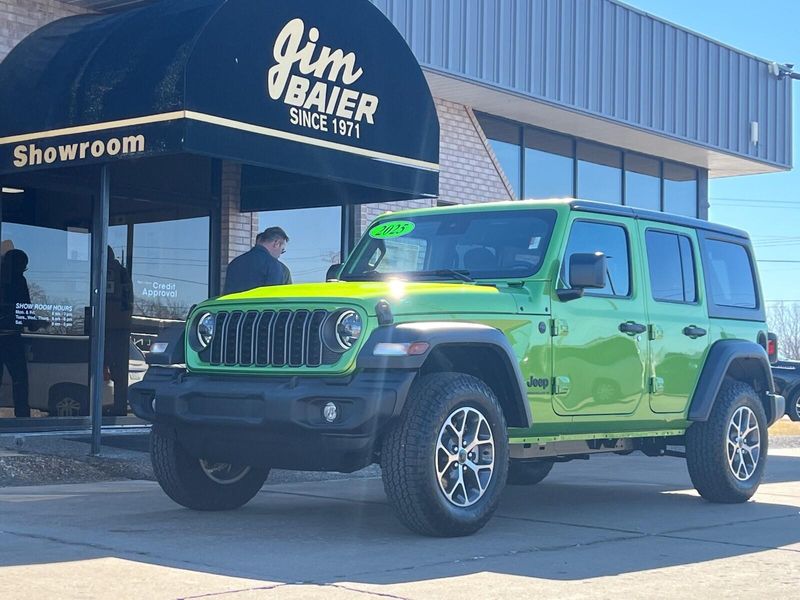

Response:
(0, 249), (33, 417)
(223, 227), (291, 295)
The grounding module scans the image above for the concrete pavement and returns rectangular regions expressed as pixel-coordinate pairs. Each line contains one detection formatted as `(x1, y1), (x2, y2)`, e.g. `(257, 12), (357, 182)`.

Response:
(1, 449), (798, 599)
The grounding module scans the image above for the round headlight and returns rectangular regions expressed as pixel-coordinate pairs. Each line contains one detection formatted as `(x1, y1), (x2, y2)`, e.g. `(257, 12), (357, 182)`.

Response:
(334, 310), (363, 350)
(196, 312), (215, 348)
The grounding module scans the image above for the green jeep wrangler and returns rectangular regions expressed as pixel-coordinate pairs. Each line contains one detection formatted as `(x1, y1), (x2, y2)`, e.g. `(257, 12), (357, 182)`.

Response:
(131, 199), (785, 537)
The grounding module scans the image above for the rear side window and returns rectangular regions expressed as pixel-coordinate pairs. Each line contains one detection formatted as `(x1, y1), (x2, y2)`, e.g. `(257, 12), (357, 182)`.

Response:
(645, 230), (697, 303)
(562, 221), (631, 297)
(704, 239), (757, 309)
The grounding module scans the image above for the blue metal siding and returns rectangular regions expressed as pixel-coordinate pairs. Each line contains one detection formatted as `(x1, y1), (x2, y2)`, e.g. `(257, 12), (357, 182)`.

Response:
(372, 0), (792, 169)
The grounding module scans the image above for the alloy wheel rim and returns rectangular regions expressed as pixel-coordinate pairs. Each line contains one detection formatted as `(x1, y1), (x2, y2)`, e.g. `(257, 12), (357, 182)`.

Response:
(795, 395), (800, 420)
(199, 459), (251, 485)
(56, 397), (82, 417)
(435, 406), (495, 507)
(726, 406), (761, 482)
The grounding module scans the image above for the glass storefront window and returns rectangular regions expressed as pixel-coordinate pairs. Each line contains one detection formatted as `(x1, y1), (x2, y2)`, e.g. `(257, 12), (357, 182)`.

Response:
(524, 129), (573, 199)
(625, 154), (661, 211)
(664, 162), (698, 217)
(131, 218), (210, 320)
(577, 142), (622, 204)
(258, 207), (342, 283)
(480, 116), (522, 199)
(105, 214), (211, 418)
(1, 188), (94, 420)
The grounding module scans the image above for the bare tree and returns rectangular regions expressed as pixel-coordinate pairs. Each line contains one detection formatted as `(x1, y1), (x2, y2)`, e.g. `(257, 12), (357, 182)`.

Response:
(768, 302), (800, 360)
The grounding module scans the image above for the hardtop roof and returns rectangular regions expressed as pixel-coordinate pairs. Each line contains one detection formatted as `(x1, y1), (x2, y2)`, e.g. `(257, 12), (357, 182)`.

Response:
(376, 198), (750, 241)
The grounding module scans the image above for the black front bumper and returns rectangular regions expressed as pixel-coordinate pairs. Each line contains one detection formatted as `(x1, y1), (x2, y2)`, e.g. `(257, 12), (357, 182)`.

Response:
(130, 366), (415, 472)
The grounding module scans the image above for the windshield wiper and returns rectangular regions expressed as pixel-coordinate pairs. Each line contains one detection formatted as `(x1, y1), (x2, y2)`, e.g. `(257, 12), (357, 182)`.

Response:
(414, 269), (474, 283)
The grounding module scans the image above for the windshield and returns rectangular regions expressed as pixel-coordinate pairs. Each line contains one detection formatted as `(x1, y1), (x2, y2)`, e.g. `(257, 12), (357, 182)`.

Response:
(341, 209), (557, 281)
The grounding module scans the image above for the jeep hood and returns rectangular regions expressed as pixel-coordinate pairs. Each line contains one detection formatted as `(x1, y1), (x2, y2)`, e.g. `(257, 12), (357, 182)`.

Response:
(215, 281), (526, 316)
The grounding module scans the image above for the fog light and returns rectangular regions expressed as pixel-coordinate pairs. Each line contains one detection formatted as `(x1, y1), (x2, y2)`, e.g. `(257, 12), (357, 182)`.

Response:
(151, 342), (169, 353)
(323, 402), (338, 423)
(151, 397), (157, 412)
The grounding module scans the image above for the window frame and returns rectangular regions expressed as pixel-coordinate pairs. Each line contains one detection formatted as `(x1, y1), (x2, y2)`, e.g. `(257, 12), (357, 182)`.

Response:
(475, 112), (702, 218)
(697, 230), (764, 322)
(644, 227), (700, 306)
(561, 218), (634, 300)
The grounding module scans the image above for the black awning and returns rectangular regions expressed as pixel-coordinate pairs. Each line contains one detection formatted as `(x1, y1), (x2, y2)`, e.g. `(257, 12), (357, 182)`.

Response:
(0, 0), (439, 204)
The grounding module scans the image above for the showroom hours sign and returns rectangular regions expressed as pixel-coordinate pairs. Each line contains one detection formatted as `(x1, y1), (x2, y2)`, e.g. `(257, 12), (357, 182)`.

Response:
(268, 18), (379, 140)
(16, 302), (73, 329)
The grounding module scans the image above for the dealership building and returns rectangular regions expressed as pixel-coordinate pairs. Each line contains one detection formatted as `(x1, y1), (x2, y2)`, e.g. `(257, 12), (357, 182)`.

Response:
(0, 0), (793, 434)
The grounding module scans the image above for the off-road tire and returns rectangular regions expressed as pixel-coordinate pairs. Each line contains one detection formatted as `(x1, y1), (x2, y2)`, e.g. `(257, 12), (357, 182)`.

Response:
(381, 372), (509, 537)
(507, 459), (554, 486)
(686, 381), (768, 503)
(787, 391), (800, 422)
(150, 425), (270, 511)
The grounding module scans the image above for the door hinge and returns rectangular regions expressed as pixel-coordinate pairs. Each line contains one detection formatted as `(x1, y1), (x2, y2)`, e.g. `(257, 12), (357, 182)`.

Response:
(551, 319), (569, 337)
(650, 376), (665, 395)
(553, 375), (571, 395)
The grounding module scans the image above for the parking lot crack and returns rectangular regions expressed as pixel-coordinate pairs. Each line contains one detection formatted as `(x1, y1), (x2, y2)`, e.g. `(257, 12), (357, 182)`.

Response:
(177, 584), (287, 599)
(0, 528), (231, 574)
(320, 532), (646, 582)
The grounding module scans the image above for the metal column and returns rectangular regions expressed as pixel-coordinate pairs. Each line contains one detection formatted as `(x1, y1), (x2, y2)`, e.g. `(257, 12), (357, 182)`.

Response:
(89, 166), (110, 455)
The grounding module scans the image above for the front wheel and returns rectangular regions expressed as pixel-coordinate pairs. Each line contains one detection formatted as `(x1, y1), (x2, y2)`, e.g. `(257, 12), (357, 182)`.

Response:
(150, 426), (270, 511)
(686, 381), (768, 503)
(381, 372), (509, 537)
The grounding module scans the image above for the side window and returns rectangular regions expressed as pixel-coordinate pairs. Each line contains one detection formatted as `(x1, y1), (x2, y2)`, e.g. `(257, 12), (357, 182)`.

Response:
(645, 230), (697, 303)
(704, 239), (757, 309)
(562, 221), (631, 297)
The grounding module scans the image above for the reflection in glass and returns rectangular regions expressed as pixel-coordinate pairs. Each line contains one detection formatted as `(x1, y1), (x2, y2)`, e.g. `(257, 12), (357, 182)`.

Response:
(524, 129), (573, 199)
(625, 154), (661, 211)
(705, 240), (757, 308)
(479, 115), (522, 199)
(563, 221), (630, 297)
(259, 207), (342, 283)
(131, 218), (210, 320)
(646, 231), (697, 303)
(664, 162), (698, 217)
(0, 189), (93, 419)
(577, 142), (622, 204)
(488, 140), (521, 199)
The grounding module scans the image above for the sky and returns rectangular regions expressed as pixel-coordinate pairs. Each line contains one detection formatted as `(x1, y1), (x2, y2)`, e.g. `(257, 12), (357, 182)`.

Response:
(626, 0), (800, 305)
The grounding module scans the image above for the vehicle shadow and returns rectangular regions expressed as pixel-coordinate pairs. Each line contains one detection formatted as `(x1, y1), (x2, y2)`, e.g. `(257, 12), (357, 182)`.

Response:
(0, 453), (798, 587)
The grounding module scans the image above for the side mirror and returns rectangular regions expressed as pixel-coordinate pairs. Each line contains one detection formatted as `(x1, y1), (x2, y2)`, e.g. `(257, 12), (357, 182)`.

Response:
(557, 252), (606, 302)
(326, 263), (343, 281)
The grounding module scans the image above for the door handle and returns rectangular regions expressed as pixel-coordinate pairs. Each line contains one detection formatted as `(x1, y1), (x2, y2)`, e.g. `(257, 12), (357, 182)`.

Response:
(683, 325), (707, 339)
(619, 321), (647, 335)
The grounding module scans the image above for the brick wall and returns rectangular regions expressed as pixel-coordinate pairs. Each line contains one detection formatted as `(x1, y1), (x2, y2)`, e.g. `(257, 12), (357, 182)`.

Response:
(357, 98), (513, 233)
(219, 162), (258, 288)
(0, 0), (88, 61)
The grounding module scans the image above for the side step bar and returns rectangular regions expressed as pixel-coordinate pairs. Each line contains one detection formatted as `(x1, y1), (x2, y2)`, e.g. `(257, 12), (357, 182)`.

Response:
(509, 437), (686, 460)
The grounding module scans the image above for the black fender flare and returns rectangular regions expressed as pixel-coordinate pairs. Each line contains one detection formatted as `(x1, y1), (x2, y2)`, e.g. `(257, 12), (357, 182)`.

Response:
(688, 339), (776, 422)
(357, 321), (531, 428)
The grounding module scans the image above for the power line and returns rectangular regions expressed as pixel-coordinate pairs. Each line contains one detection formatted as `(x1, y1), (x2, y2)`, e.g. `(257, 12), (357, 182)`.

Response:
(711, 197), (800, 205)
(757, 259), (800, 264)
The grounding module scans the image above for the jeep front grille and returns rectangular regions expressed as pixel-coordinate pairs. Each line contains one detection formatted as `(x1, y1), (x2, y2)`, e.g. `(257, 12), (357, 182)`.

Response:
(208, 309), (337, 368)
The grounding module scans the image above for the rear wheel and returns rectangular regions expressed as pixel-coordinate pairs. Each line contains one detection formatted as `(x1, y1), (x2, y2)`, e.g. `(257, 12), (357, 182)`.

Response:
(686, 381), (768, 503)
(150, 426), (270, 511)
(507, 459), (554, 486)
(381, 372), (509, 537)
(787, 391), (800, 422)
